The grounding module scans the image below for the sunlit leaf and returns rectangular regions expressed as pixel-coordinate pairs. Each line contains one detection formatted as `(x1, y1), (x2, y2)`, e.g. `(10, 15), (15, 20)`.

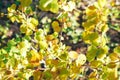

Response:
(63, 1), (75, 11)
(97, 46), (109, 59)
(30, 18), (39, 27)
(98, 0), (106, 8)
(39, 41), (48, 50)
(46, 35), (55, 41)
(20, 24), (27, 33)
(114, 46), (120, 54)
(7, 4), (16, 12)
(27, 50), (42, 66)
(82, 32), (99, 44)
(107, 67), (118, 80)
(39, 0), (59, 13)
(76, 54), (86, 66)
(68, 51), (79, 60)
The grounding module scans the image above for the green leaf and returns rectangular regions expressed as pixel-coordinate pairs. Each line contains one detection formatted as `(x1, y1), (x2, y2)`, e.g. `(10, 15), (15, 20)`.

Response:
(7, 40), (16, 47)
(96, 46), (109, 59)
(20, 0), (32, 7)
(82, 32), (99, 44)
(86, 46), (97, 62)
(39, 0), (59, 13)
(90, 60), (102, 68)
(43, 71), (52, 79)
(114, 46), (120, 54)
(49, 2), (59, 13)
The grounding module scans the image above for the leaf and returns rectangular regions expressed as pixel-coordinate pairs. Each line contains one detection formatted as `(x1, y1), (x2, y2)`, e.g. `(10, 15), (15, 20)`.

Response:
(114, 46), (120, 55)
(26, 28), (33, 35)
(33, 70), (42, 80)
(39, 41), (48, 50)
(18, 40), (31, 50)
(83, 22), (95, 31)
(28, 23), (35, 31)
(86, 6), (97, 16)
(39, 0), (59, 13)
(20, 0), (32, 7)
(50, 2), (59, 13)
(46, 35), (55, 41)
(98, 0), (106, 8)
(43, 71), (52, 79)
(10, 16), (17, 23)
(89, 70), (97, 78)
(20, 24), (27, 33)
(7, 39), (16, 47)
(30, 18), (39, 27)
(109, 53), (119, 62)
(27, 50), (42, 66)
(82, 32), (99, 44)
(86, 46), (97, 62)
(107, 62), (117, 68)
(63, 1), (75, 11)
(107, 67), (118, 80)
(90, 60), (102, 68)
(76, 54), (86, 66)
(7, 4), (16, 12)
(34, 29), (45, 41)
(97, 46), (109, 59)
(68, 51), (79, 60)
(51, 21), (61, 33)
(101, 25), (109, 33)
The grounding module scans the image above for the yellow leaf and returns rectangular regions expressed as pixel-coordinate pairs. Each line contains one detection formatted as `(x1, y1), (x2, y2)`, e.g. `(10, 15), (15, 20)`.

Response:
(107, 67), (118, 80)
(28, 50), (42, 66)
(98, 0), (106, 8)
(86, 6), (96, 16)
(28, 23), (36, 31)
(26, 28), (33, 35)
(8, 4), (16, 12)
(109, 53), (119, 62)
(107, 62), (117, 68)
(30, 18), (39, 26)
(52, 21), (61, 33)
(51, 66), (57, 72)
(39, 41), (48, 50)
(33, 70), (42, 80)
(89, 70), (97, 78)
(46, 35), (55, 41)
(20, 24), (27, 33)
(10, 16), (17, 23)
